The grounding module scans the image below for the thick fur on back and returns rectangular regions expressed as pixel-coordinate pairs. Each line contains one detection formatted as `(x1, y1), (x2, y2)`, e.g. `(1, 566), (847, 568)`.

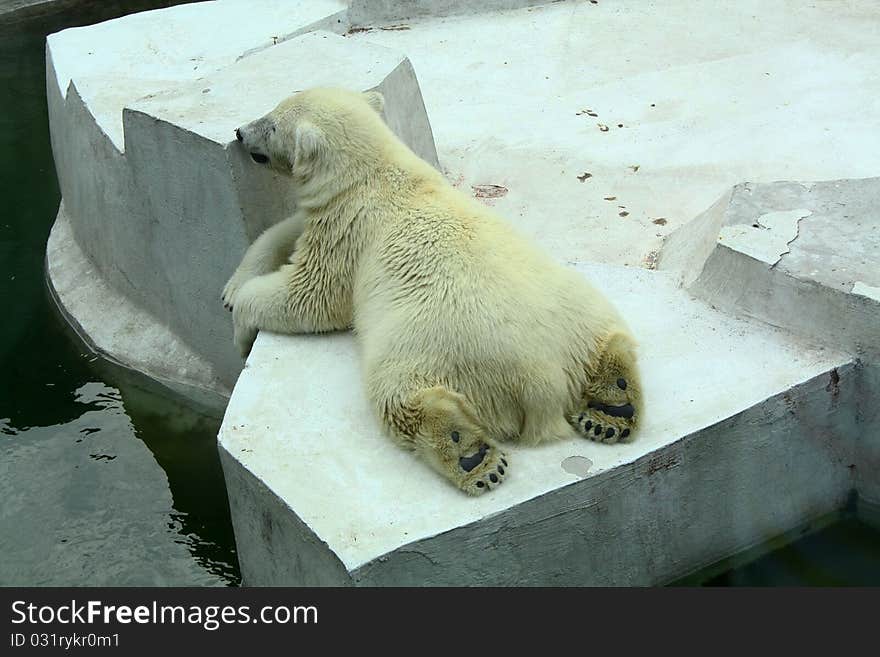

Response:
(231, 88), (641, 456)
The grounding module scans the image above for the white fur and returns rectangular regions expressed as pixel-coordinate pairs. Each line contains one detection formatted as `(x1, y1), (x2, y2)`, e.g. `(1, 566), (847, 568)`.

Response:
(224, 88), (642, 495)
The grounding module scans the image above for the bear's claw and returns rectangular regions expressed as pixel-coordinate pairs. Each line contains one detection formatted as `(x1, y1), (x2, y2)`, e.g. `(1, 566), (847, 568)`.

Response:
(222, 265), (260, 313)
(576, 401), (636, 444)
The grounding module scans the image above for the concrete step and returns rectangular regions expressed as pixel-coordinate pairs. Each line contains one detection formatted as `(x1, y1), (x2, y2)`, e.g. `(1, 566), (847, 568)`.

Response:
(660, 178), (880, 358)
(218, 264), (856, 585)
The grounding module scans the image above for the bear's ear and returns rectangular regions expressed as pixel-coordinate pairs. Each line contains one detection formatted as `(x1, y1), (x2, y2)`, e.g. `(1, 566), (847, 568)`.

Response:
(294, 121), (326, 162)
(363, 90), (385, 114)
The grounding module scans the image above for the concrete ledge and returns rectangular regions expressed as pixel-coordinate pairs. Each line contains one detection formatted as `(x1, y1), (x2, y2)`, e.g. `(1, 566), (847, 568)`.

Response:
(46, 3), (438, 394)
(47, 1), (349, 151)
(661, 178), (880, 358)
(348, 0), (556, 27)
(46, 203), (230, 413)
(218, 264), (854, 585)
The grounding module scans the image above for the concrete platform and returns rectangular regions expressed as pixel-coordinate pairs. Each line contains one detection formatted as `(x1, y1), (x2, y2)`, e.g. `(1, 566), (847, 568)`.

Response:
(219, 261), (860, 586)
(659, 177), (880, 508)
(346, 0), (880, 268)
(219, 171), (879, 585)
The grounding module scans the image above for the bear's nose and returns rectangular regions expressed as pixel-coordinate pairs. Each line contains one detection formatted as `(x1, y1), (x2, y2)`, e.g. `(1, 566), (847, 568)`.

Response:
(235, 128), (243, 142)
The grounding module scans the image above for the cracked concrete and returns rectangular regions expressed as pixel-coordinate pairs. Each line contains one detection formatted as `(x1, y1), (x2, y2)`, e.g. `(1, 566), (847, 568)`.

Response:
(719, 208), (811, 267)
(663, 178), (880, 358)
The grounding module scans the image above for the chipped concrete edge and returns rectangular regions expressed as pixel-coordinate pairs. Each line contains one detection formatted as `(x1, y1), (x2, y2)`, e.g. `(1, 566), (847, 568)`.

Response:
(347, 0), (561, 28)
(718, 208), (811, 269)
(656, 185), (734, 287)
(691, 241), (880, 358)
(852, 281), (880, 302)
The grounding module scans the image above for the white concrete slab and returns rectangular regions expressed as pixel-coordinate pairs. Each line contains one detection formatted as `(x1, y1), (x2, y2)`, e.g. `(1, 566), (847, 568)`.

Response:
(345, 0), (880, 267)
(219, 264), (850, 579)
(47, 0), (348, 150)
(128, 30), (439, 166)
(853, 282), (880, 302)
(662, 178), (880, 359)
(658, 177), (880, 515)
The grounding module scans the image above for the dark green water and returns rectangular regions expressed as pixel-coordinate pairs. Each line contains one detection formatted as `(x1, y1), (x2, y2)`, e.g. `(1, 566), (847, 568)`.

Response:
(2, 1), (878, 588)
(671, 510), (880, 587)
(0, 0), (239, 586)
(701, 517), (880, 586)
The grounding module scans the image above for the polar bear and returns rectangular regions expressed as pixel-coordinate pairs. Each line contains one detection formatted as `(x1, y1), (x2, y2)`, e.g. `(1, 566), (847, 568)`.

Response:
(223, 88), (642, 495)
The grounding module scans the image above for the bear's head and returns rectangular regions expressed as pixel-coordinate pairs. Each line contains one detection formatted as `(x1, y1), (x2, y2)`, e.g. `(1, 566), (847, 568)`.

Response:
(234, 87), (386, 191)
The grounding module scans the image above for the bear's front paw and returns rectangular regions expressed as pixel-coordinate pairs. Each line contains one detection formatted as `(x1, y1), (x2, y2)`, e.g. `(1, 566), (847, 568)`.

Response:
(222, 266), (257, 312)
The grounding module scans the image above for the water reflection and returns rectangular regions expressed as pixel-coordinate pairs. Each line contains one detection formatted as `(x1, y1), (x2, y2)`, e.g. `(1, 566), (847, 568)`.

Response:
(0, 0), (239, 586)
(0, 374), (239, 586)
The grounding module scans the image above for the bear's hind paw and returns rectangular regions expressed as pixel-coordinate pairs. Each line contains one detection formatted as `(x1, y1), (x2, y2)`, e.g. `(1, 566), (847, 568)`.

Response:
(574, 405), (634, 444)
(572, 373), (639, 444)
(456, 444), (509, 496)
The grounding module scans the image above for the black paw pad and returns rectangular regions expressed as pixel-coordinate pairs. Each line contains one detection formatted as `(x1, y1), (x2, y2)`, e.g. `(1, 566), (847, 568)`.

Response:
(476, 481), (485, 488)
(450, 431), (460, 443)
(589, 401), (635, 419)
(584, 420), (592, 430)
(498, 465), (505, 475)
(489, 473), (498, 483)
(459, 444), (489, 473)
(617, 378), (627, 390)
(621, 428), (630, 439)
(593, 425), (603, 436)
(605, 427), (615, 439)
